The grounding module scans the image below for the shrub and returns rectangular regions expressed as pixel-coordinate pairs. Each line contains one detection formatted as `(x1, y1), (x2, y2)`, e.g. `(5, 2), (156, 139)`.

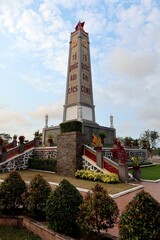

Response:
(46, 179), (83, 238)
(119, 190), (160, 240)
(77, 183), (119, 238)
(24, 174), (51, 221)
(75, 169), (119, 183)
(28, 158), (57, 172)
(0, 171), (26, 215)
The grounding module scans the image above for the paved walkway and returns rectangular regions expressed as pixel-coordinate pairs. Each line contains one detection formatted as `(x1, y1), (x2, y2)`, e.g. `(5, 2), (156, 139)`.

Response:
(108, 180), (160, 238)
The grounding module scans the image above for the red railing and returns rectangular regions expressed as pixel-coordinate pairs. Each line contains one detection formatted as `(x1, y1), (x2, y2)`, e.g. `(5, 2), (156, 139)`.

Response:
(6, 147), (20, 161)
(24, 140), (35, 151)
(6, 142), (15, 151)
(84, 147), (96, 162)
(103, 159), (119, 175)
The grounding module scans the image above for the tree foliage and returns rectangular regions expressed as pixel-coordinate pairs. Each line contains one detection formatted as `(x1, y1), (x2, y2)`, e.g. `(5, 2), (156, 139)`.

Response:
(119, 190), (160, 240)
(77, 183), (119, 238)
(46, 179), (83, 238)
(139, 129), (160, 150)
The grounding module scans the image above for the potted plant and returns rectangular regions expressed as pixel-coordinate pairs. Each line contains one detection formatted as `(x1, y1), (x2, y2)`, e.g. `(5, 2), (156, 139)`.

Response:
(19, 136), (25, 144)
(13, 135), (17, 140)
(98, 132), (106, 146)
(47, 135), (53, 146)
(131, 156), (142, 180)
(91, 134), (103, 150)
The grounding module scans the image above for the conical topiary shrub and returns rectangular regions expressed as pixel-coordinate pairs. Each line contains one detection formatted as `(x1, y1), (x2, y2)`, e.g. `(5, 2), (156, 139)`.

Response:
(24, 174), (51, 221)
(119, 190), (160, 240)
(46, 179), (83, 238)
(0, 171), (26, 215)
(77, 183), (119, 239)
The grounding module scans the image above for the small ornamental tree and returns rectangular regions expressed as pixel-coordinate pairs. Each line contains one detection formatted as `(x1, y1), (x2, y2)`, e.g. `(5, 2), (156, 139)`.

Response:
(119, 190), (160, 240)
(77, 183), (119, 238)
(24, 174), (51, 221)
(46, 179), (83, 238)
(0, 171), (26, 215)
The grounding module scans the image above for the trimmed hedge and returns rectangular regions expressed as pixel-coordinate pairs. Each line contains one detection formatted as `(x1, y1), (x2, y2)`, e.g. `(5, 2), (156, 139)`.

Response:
(46, 179), (83, 238)
(75, 170), (119, 183)
(24, 174), (52, 221)
(0, 171), (26, 215)
(28, 158), (57, 172)
(77, 183), (119, 238)
(119, 190), (160, 239)
(60, 121), (82, 133)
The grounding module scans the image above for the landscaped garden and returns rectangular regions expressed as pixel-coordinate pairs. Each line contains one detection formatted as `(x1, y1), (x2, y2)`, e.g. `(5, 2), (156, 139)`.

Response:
(0, 170), (160, 240)
(0, 170), (134, 195)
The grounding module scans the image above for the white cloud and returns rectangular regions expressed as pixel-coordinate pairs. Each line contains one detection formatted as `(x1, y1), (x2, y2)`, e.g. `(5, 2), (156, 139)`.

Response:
(109, 47), (158, 78)
(29, 102), (63, 123)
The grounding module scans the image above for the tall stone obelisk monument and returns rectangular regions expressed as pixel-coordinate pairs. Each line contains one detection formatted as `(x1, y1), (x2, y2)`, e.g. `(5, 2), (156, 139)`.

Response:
(63, 21), (95, 123)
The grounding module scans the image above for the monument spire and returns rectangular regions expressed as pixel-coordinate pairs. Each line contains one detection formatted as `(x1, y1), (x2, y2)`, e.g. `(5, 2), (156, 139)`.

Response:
(63, 21), (95, 123)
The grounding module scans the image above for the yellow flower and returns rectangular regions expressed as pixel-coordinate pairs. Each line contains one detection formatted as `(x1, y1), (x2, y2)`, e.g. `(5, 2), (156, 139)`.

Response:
(131, 156), (142, 166)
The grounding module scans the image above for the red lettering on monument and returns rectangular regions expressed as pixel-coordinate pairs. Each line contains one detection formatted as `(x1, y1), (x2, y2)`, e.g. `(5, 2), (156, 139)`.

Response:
(81, 62), (89, 71)
(81, 85), (91, 95)
(69, 62), (78, 72)
(70, 73), (77, 81)
(83, 73), (88, 82)
(68, 85), (78, 94)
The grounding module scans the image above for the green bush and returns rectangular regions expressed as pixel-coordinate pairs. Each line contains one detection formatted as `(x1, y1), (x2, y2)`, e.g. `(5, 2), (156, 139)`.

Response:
(46, 179), (83, 238)
(60, 121), (82, 133)
(24, 174), (51, 221)
(77, 183), (119, 238)
(0, 171), (26, 215)
(75, 169), (119, 183)
(28, 158), (57, 172)
(119, 190), (160, 240)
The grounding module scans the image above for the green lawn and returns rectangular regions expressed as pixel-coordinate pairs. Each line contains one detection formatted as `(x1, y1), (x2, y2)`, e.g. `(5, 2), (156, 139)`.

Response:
(140, 164), (160, 180)
(0, 226), (41, 240)
(129, 164), (160, 180)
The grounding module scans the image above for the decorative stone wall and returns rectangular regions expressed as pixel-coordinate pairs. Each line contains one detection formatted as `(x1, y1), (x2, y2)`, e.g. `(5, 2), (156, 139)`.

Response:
(0, 150), (34, 172)
(57, 132), (85, 177)
(33, 147), (57, 159)
(83, 123), (116, 146)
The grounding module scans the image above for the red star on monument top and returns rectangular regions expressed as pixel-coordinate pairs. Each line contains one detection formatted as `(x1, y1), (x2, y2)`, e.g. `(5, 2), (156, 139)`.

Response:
(75, 21), (85, 31)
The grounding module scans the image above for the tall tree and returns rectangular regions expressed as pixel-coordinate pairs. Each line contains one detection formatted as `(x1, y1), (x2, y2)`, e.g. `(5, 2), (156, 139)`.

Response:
(139, 129), (160, 150)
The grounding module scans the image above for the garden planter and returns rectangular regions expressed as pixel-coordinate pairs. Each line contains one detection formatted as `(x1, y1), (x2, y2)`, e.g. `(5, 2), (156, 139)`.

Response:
(133, 169), (141, 181)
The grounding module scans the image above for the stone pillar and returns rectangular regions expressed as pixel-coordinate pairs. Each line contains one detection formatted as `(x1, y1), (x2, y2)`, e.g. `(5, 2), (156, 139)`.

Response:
(57, 132), (85, 177)
(96, 149), (103, 168)
(110, 115), (114, 128)
(19, 143), (25, 153)
(45, 114), (48, 128)
(13, 140), (17, 148)
(118, 163), (129, 182)
(34, 138), (40, 147)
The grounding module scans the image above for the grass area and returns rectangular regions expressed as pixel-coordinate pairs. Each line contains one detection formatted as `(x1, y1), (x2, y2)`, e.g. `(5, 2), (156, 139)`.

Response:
(0, 170), (134, 195)
(141, 164), (160, 180)
(129, 164), (160, 180)
(0, 226), (41, 240)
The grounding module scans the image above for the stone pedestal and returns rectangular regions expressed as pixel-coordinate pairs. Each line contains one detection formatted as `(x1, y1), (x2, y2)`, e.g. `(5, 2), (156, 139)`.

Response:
(133, 169), (141, 181)
(96, 149), (103, 168)
(118, 163), (129, 183)
(57, 132), (85, 177)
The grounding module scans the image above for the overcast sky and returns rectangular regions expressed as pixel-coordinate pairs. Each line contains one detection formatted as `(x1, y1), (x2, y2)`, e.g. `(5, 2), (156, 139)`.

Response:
(0, 0), (160, 141)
